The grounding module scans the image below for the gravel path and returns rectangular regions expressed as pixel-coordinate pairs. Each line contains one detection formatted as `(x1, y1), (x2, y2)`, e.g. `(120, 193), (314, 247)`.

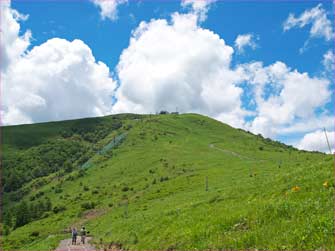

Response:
(55, 237), (96, 251)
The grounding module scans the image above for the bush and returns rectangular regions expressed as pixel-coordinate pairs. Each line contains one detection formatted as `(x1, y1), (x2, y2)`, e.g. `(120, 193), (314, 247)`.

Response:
(54, 187), (63, 194)
(30, 231), (39, 237)
(91, 189), (99, 195)
(160, 176), (169, 182)
(124, 124), (133, 130)
(35, 191), (44, 198)
(78, 169), (86, 178)
(122, 186), (129, 192)
(65, 175), (75, 181)
(53, 205), (66, 214)
(259, 146), (264, 151)
(81, 201), (96, 210)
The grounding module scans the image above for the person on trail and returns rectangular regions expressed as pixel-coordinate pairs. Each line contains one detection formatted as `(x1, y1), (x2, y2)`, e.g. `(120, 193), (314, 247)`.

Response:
(71, 227), (78, 245)
(80, 226), (87, 244)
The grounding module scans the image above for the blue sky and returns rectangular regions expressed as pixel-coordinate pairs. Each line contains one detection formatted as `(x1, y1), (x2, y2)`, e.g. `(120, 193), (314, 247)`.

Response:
(1, 0), (334, 152)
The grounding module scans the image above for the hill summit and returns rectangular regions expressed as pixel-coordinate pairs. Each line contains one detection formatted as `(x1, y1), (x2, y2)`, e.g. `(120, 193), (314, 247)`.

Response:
(1, 113), (333, 250)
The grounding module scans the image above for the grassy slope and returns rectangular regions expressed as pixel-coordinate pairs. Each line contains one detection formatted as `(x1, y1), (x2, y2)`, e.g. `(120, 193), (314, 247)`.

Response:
(2, 114), (334, 250)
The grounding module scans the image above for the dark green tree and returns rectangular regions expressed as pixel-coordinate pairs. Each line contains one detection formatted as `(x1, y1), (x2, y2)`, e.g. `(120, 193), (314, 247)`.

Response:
(15, 201), (30, 228)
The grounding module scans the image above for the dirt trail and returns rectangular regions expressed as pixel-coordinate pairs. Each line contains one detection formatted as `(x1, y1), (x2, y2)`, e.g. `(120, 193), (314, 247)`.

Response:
(209, 144), (265, 162)
(55, 237), (96, 251)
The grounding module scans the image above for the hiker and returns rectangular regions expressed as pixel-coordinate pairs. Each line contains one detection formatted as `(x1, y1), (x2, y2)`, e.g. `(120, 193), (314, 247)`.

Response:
(80, 226), (87, 244)
(71, 227), (78, 245)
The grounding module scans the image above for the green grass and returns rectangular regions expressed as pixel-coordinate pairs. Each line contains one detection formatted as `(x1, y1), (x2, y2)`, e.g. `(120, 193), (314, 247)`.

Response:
(2, 113), (334, 250)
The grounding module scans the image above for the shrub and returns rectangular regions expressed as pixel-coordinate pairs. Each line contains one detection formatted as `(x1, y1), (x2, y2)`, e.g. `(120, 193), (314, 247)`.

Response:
(54, 187), (63, 194)
(122, 186), (129, 192)
(78, 169), (86, 178)
(30, 231), (39, 237)
(53, 205), (66, 214)
(124, 124), (133, 130)
(65, 175), (75, 181)
(35, 191), (44, 198)
(91, 189), (99, 195)
(160, 176), (169, 182)
(81, 201), (96, 210)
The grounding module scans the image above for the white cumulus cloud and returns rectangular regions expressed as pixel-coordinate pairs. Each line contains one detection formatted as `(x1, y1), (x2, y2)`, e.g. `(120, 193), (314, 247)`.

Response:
(113, 12), (248, 128)
(278, 114), (334, 135)
(91, 0), (127, 21)
(1, 2), (117, 125)
(297, 130), (334, 153)
(234, 33), (258, 53)
(283, 4), (333, 41)
(0, 1), (31, 72)
(238, 61), (331, 138)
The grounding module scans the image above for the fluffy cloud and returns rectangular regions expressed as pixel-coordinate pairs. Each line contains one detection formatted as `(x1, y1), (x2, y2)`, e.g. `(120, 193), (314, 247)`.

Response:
(2, 38), (116, 125)
(91, 0), (127, 21)
(234, 33), (257, 53)
(297, 130), (334, 153)
(113, 12), (247, 128)
(278, 115), (333, 135)
(239, 61), (331, 137)
(181, 0), (215, 22)
(1, 2), (116, 125)
(283, 4), (333, 41)
(0, 1), (31, 72)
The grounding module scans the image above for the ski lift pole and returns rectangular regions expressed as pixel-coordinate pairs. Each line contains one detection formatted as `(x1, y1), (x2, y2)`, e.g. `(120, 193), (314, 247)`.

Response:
(323, 128), (332, 154)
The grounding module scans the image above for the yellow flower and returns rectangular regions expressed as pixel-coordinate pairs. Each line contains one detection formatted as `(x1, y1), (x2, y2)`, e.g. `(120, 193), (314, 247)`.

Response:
(292, 186), (300, 192)
(323, 181), (329, 188)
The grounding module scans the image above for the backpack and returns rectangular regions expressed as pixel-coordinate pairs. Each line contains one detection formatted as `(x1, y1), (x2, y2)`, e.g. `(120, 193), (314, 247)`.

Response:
(81, 228), (87, 236)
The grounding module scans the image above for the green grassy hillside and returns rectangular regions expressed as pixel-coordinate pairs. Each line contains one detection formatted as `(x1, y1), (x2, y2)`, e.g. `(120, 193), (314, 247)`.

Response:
(1, 113), (333, 250)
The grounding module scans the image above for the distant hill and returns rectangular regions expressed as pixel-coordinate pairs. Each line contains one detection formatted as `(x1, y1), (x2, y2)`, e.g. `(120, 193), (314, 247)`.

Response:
(1, 113), (333, 250)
